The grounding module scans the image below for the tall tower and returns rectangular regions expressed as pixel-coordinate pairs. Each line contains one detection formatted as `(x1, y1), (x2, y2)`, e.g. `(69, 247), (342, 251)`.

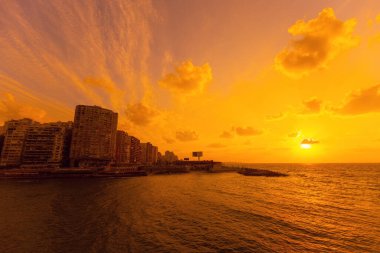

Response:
(70, 105), (118, 167)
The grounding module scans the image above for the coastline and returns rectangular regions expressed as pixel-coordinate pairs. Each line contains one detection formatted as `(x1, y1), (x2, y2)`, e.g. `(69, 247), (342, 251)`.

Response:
(0, 165), (288, 179)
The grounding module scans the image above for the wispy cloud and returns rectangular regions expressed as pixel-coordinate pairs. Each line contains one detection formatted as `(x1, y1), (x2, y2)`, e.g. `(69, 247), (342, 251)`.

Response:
(0, 93), (46, 123)
(0, 0), (157, 123)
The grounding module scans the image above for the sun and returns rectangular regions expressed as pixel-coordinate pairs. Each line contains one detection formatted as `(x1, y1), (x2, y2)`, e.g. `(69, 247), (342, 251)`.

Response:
(300, 143), (312, 149)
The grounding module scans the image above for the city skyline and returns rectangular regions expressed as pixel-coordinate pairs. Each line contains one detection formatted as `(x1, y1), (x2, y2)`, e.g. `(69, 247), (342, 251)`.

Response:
(1, 1), (380, 162)
(0, 104), (171, 168)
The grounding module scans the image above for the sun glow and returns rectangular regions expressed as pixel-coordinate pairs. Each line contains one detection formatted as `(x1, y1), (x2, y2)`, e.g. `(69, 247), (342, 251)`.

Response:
(301, 143), (312, 149)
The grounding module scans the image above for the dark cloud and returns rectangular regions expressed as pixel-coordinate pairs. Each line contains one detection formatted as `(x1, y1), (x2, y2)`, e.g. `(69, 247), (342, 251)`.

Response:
(159, 60), (212, 95)
(125, 103), (159, 126)
(275, 8), (358, 78)
(176, 130), (198, 142)
(334, 84), (380, 115)
(301, 139), (320, 144)
(235, 127), (263, 136)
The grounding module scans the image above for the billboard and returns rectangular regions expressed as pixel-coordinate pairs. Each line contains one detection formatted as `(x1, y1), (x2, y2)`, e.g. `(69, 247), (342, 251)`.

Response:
(192, 151), (203, 157)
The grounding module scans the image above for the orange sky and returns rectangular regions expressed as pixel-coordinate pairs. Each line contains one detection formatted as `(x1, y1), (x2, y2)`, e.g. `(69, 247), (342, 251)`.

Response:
(1, 0), (380, 162)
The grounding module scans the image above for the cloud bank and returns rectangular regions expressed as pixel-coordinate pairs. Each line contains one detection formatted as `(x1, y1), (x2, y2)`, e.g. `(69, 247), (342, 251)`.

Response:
(275, 8), (358, 78)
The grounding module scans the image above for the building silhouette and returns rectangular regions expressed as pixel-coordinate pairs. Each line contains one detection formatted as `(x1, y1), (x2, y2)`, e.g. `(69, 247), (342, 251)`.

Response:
(70, 105), (118, 167)
(140, 142), (158, 164)
(115, 130), (130, 165)
(0, 119), (36, 167)
(159, 150), (179, 163)
(0, 135), (4, 157)
(0, 105), (163, 169)
(128, 135), (141, 164)
(22, 122), (72, 168)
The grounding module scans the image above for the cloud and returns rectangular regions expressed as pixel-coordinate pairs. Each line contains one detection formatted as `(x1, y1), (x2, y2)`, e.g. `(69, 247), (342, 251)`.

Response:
(275, 8), (358, 78)
(83, 77), (121, 94)
(301, 139), (320, 144)
(235, 126), (263, 136)
(125, 103), (159, 126)
(159, 60), (212, 95)
(220, 130), (233, 138)
(288, 131), (301, 138)
(207, 143), (226, 148)
(176, 130), (198, 142)
(0, 93), (46, 123)
(334, 84), (380, 115)
(163, 137), (175, 144)
(266, 113), (286, 121)
(302, 97), (323, 114)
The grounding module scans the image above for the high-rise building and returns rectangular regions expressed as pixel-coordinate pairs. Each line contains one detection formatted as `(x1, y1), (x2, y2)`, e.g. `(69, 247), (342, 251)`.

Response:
(22, 122), (72, 168)
(0, 119), (35, 167)
(115, 130), (130, 165)
(0, 125), (4, 135)
(140, 142), (151, 164)
(128, 135), (141, 164)
(152, 145), (158, 164)
(140, 142), (158, 165)
(70, 105), (118, 167)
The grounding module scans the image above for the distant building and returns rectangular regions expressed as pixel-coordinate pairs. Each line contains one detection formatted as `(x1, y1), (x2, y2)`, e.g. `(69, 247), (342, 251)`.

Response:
(115, 130), (130, 165)
(152, 145), (158, 164)
(70, 105), (118, 167)
(21, 122), (72, 168)
(140, 142), (158, 165)
(0, 119), (36, 167)
(0, 135), (4, 157)
(159, 150), (179, 164)
(128, 135), (141, 164)
(0, 125), (4, 135)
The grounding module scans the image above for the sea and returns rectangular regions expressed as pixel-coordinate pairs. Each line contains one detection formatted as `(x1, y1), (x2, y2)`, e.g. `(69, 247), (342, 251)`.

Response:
(0, 163), (379, 253)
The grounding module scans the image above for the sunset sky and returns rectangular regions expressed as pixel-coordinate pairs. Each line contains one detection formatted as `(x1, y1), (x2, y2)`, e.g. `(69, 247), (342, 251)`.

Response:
(1, 0), (380, 162)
